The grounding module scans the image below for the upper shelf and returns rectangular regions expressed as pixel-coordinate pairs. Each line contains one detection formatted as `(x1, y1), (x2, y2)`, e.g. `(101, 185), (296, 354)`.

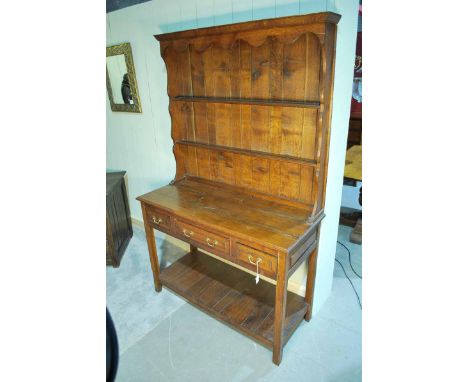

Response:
(172, 96), (321, 109)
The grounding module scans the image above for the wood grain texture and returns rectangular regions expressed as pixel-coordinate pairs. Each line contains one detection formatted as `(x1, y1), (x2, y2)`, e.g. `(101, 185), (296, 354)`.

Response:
(174, 142), (316, 205)
(137, 177), (314, 252)
(164, 28), (324, 204)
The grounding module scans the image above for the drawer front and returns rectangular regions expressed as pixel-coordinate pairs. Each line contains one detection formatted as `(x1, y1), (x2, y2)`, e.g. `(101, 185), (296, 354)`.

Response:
(174, 219), (230, 255)
(289, 231), (317, 268)
(146, 206), (171, 230)
(234, 243), (277, 278)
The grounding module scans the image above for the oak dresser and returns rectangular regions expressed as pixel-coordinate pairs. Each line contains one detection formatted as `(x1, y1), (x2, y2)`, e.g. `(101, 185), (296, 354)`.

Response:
(137, 12), (340, 365)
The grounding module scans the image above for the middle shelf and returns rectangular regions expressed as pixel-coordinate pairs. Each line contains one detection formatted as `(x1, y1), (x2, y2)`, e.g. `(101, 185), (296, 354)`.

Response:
(176, 140), (317, 166)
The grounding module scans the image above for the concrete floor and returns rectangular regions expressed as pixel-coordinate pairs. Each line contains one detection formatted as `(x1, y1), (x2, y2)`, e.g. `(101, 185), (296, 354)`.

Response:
(107, 225), (362, 382)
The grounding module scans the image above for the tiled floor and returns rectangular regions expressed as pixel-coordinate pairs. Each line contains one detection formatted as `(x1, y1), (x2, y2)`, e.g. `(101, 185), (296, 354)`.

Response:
(107, 225), (362, 381)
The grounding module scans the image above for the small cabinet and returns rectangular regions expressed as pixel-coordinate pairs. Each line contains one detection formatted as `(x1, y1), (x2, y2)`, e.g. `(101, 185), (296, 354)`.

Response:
(106, 171), (133, 267)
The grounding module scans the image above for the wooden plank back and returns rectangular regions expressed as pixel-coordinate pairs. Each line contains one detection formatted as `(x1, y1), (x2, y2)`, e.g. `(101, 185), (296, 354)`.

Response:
(156, 12), (338, 212)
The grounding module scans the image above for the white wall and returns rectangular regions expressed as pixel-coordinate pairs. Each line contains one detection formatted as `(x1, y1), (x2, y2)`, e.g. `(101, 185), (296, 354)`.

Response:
(107, 0), (358, 314)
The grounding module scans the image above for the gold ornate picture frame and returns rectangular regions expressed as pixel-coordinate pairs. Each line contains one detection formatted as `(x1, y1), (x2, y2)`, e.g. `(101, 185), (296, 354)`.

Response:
(106, 43), (142, 113)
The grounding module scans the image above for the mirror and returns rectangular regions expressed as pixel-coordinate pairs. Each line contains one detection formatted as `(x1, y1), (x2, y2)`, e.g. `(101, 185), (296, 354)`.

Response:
(106, 43), (141, 113)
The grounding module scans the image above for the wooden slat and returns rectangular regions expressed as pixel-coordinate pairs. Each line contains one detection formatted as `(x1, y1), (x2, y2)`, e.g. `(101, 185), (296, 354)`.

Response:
(209, 149), (219, 180)
(217, 151), (234, 185)
(163, 46), (180, 96)
(193, 103), (209, 143)
(269, 106), (282, 154)
(231, 104), (242, 148)
(212, 44), (232, 98)
(269, 160), (282, 197)
(186, 146), (198, 176)
(250, 107), (270, 152)
(301, 108), (318, 159)
(206, 103), (217, 145)
(251, 157), (270, 194)
(281, 108), (304, 157)
(239, 40), (252, 150)
(282, 34), (306, 100)
(189, 46), (205, 96)
(234, 153), (253, 189)
(230, 40), (241, 98)
(304, 32), (321, 102)
(299, 165), (314, 204)
(229, 41), (242, 149)
(280, 162), (301, 200)
(196, 147), (211, 179)
(214, 104), (231, 146)
(178, 47), (192, 96)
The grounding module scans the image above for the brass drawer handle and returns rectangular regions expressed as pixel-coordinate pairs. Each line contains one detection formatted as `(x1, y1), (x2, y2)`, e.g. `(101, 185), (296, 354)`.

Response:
(248, 255), (262, 265)
(206, 238), (218, 247)
(183, 229), (194, 238)
(152, 216), (163, 225)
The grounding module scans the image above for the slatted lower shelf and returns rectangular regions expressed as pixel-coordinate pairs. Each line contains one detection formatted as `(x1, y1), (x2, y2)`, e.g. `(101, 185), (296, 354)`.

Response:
(159, 250), (308, 348)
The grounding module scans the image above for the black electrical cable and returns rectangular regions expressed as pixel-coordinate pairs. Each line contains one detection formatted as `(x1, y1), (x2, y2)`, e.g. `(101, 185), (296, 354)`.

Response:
(337, 240), (362, 279)
(335, 258), (362, 309)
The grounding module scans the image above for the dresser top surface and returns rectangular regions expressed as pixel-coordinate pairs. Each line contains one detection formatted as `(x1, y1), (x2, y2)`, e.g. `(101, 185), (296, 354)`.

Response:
(137, 178), (318, 252)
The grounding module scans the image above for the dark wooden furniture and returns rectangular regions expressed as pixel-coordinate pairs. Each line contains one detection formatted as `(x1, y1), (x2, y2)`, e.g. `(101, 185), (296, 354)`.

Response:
(347, 111), (362, 149)
(107, 171), (133, 267)
(137, 12), (340, 365)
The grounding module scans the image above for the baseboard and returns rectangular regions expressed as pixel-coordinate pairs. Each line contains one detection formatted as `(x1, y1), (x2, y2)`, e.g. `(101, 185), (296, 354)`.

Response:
(130, 217), (306, 297)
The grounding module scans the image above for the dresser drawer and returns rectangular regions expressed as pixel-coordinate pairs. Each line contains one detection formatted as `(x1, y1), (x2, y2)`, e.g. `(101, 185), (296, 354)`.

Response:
(234, 243), (277, 279)
(146, 206), (171, 230)
(174, 219), (230, 255)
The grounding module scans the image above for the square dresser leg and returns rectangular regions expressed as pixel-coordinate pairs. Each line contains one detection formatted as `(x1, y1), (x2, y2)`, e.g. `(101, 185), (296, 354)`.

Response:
(305, 246), (318, 321)
(273, 255), (289, 365)
(142, 205), (162, 292)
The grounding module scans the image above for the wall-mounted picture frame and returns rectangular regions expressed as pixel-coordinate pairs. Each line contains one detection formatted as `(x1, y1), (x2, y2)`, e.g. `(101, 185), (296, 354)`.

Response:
(106, 43), (142, 113)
